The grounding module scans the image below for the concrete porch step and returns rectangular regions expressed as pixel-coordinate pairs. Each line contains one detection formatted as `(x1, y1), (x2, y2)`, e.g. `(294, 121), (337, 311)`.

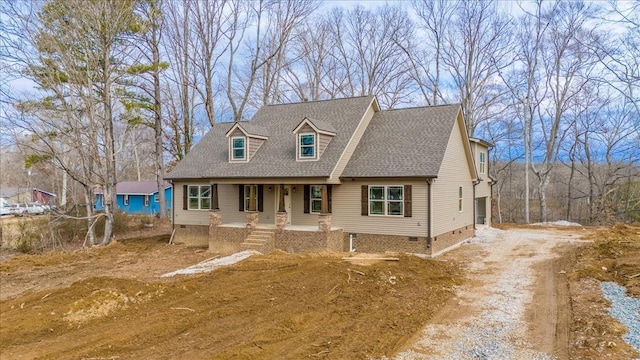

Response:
(242, 229), (275, 252)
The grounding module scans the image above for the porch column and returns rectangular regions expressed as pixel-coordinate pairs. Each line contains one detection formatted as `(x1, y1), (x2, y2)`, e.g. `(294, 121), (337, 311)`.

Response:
(209, 208), (222, 242)
(211, 184), (219, 210)
(249, 184), (256, 212)
(276, 184), (287, 230)
(278, 184), (285, 213)
(320, 185), (328, 214)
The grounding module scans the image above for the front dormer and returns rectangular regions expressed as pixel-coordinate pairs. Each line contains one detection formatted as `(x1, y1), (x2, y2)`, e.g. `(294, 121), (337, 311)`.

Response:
(225, 122), (268, 163)
(292, 117), (336, 161)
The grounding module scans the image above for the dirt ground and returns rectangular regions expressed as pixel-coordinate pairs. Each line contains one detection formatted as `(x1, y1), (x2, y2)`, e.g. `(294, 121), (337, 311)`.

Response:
(0, 237), (463, 359)
(1, 224), (639, 359)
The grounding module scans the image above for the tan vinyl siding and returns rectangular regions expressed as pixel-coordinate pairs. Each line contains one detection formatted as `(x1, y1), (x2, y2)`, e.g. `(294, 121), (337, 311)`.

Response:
(173, 181), (212, 226)
(218, 184), (245, 223)
(330, 103), (376, 181)
(318, 133), (333, 157)
(475, 180), (491, 198)
(331, 179), (429, 237)
(297, 123), (314, 133)
(432, 122), (475, 235)
(229, 128), (244, 137)
(248, 137), (265, 159)
(174, 183), (276, 225)
(290, 188), (318, 226)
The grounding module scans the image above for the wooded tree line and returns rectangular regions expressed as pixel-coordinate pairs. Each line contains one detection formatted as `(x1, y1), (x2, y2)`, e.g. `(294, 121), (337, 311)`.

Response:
(1, 0), (638, 244)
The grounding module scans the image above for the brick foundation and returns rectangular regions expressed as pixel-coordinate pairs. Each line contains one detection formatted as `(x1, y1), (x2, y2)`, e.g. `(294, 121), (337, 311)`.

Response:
(343, 224), (474, 256)
(275, 229), (343, 253)
(343, 233), (428, 254)
(430, 224), (475, 256)
(209, 226), (251, 254)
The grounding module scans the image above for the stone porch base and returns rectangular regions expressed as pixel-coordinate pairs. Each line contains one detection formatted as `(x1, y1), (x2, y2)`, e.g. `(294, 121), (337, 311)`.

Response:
(173, 223), (474, 256)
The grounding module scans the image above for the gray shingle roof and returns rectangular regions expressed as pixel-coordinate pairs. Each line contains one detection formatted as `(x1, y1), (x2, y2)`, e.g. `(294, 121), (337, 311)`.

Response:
(341, 104), (461, 178)
(236, 122), (269, 138)
(166, 96), (376, 179)
(297, 117), (337, 134)
(95, 181), (171, 195)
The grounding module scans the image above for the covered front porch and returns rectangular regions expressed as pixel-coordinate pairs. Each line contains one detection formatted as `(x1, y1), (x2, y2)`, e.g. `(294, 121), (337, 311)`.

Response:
(208, 183), (343, 254)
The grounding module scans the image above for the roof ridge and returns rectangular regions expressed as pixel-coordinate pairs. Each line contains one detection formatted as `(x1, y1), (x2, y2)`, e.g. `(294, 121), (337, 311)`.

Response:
(381, 103), (461, 112)
(265, 95), (373, 107)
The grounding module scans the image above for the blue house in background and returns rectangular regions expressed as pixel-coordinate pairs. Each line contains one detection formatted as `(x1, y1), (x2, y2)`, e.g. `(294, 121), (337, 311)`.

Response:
(95, 181), (172, 215)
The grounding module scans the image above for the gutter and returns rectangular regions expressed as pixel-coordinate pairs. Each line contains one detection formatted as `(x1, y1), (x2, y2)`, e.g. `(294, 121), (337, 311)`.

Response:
(472, 178), (481, 229)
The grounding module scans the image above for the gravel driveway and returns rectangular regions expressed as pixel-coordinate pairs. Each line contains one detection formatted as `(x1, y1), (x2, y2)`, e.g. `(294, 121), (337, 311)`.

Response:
(392, 227), (585, 360)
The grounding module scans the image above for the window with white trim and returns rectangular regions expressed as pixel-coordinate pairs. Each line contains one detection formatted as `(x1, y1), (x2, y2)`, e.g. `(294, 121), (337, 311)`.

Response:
(188, 185), (211, 210)
(154, 194), (159, 202)
(369, 186), (403, 216)
(479, 152), (486, 174)
(299, 133), (316, 159)
(310, 185), (322, 213)
(123, 194), (129, 206)
(144, 195), (150, 207)
(231, 136), (246, 161)
(244, 184), (258, 211)
(458, 186), (463, 212)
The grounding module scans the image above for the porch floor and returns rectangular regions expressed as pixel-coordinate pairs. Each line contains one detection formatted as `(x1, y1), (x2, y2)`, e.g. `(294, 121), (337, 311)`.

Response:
(219, 223), (342, 232)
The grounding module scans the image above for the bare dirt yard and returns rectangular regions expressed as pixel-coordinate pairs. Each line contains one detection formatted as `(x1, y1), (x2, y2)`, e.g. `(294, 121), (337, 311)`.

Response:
(1, 223), (639, 359)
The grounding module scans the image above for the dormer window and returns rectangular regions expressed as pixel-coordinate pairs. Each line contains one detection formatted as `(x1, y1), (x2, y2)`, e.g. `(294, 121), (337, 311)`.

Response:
(293, 117), (336, 162)
(226, 122), (268, 163)
(299, 133), (316, 159)
(232, 136), (246, 161)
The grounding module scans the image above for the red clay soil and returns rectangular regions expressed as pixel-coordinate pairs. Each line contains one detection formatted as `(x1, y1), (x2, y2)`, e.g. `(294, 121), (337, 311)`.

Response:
(0, 240), (463, 359)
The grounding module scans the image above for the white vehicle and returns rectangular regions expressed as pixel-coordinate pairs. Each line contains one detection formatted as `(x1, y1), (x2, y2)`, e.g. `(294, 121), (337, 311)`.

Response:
(9, 203), (27, 216)
(26, 203), (45, 215)
(0, 198), (10, 216)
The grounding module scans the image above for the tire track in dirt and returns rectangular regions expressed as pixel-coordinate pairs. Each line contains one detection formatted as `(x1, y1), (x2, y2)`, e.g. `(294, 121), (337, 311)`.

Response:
(392, 228), (584, 360)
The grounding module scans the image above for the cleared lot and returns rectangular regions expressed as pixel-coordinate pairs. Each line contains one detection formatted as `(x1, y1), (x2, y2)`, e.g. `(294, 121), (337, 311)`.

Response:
(1, 225), (638, 359)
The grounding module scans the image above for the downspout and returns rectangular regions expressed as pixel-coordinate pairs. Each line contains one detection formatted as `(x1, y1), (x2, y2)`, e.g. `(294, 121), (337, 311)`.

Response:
(426, 179), (432, 249)
(473, 178), (480, 230)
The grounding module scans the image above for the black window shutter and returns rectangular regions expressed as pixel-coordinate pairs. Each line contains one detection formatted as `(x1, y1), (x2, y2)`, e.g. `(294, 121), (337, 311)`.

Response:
(327, 185), (332, 213)
(404, 185), (412, 217)
(182, 185), (188, 210)
(258, 185), (264, 212)
(303, 185), (310, 214)
(361, 185), (368, 216)
(238, 184), (245, 211)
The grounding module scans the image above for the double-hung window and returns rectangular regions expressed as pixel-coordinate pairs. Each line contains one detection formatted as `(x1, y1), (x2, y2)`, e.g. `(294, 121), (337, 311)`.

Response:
(231, 136), (246, 161)
(154, 194), (159, 202)
(310, 185), (323, 213)
(458, 186), (463, 212)
(299, 133), (316, 159)
(188, 185), (211, 210)
(479, 152), (485, 174)
(123, 195), (129, 206)
(144, 195), (150, 207)
(369, 186), (403, 216)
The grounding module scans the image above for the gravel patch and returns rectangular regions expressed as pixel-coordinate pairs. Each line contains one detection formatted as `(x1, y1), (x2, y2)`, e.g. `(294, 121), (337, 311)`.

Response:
(161, 250), (260, 277)
(531, 220), (582, 227)
(600, 282), (640, 352)
(389, 228), (569, 360)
